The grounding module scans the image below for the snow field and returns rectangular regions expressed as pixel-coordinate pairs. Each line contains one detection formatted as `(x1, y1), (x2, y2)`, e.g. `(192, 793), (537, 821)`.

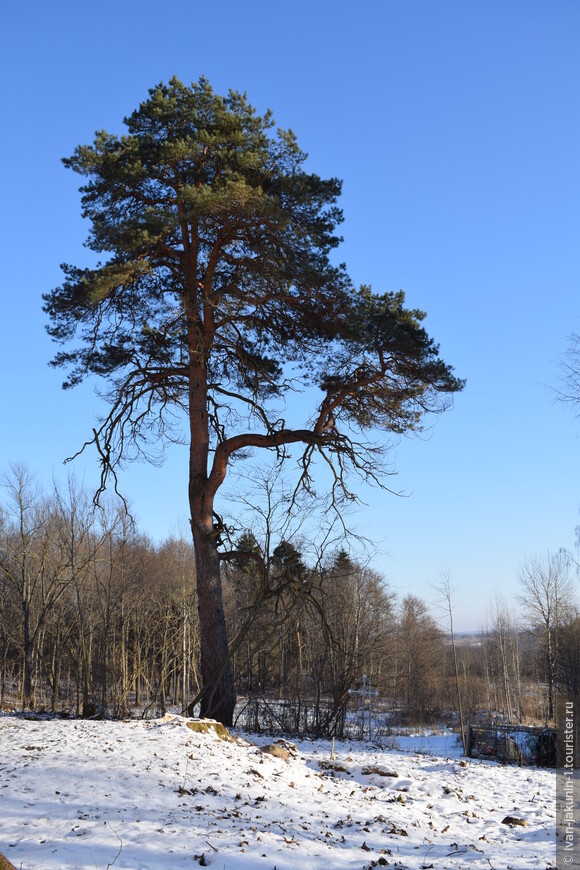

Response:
(0, 715), (555, 869)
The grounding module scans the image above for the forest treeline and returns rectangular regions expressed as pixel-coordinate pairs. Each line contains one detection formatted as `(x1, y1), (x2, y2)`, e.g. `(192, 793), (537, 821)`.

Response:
(1, 467), (578, 732)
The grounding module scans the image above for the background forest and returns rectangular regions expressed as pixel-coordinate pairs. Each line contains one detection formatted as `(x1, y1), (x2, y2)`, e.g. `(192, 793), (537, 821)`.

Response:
(1, 466), (578, 735)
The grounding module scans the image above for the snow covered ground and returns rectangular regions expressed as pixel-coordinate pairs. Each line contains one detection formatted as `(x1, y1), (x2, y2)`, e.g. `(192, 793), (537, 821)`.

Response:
(0, 714), (555, 869)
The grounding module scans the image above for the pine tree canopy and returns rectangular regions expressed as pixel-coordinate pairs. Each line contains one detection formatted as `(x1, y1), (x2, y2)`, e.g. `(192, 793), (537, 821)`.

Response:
(43, 75), (464, 503)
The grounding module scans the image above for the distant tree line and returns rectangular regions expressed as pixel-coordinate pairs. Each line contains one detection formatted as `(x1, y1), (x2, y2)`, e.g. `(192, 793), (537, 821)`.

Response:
(1, 466), (578, 732)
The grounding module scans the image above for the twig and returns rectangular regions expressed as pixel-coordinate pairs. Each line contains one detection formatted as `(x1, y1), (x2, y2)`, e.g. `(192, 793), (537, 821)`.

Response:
(105, 822), (123, 868)
(182, 752), (190, 790)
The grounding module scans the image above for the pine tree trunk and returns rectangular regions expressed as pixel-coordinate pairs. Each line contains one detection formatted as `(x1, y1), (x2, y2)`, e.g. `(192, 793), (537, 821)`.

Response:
(190, 519), (235, 725)
(188, 352), (236, 725)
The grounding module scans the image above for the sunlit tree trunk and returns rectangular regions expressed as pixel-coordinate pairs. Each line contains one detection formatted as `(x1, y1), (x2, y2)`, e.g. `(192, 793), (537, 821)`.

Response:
(188, 352), (235, 725)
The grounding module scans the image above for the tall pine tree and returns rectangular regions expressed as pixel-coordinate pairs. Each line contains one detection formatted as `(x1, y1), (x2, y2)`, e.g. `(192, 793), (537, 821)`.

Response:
(44, 77), (464, 724)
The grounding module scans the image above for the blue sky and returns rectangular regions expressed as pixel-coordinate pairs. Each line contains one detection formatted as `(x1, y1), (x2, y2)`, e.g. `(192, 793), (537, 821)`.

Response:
(1, 1), (578, 629)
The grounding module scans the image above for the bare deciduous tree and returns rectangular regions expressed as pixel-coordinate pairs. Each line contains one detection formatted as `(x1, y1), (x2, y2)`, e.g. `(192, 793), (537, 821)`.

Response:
(432, 571), (466, 750)
(518, 550), (574, 720)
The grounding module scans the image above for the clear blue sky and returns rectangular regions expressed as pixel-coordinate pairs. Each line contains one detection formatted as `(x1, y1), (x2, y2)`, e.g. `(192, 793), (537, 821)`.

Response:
(1, 1), (578, 629)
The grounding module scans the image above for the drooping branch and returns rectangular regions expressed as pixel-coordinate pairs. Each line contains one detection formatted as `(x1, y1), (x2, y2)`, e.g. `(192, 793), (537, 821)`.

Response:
(65, 365), (189, 505)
